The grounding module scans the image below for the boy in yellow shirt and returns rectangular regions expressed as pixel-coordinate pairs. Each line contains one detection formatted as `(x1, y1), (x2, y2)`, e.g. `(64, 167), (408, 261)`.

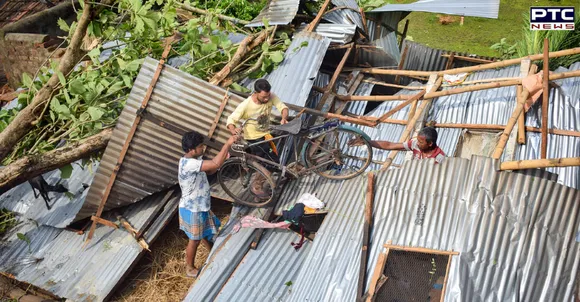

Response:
(226, 79), (289, 196)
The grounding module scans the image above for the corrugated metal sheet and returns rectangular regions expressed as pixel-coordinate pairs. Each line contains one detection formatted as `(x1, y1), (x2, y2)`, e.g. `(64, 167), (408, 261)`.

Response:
(358, 32), (400, 68)
(366, 12), (407, 41)
(298, 23), (356, 44)
(81, 57), (244, 220)
(373, 31), (401, 63)
(263, 32), (330, 108)
(344, 81), (374, 115)
(246, 0), (300, 27)
(190, 156), (580, 301)
(322, 8), (365, 32)
(370, 0), (500, 19)
(215, 229), (311, 302)
(366, 156), (580, 301)
(0, 188), (180, 301)
(0, 159), (99, 228)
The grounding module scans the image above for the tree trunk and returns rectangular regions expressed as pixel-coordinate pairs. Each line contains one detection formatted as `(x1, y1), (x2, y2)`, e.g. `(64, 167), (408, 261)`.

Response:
(0, 2), (94, 161)
(0, 128), (112, 195)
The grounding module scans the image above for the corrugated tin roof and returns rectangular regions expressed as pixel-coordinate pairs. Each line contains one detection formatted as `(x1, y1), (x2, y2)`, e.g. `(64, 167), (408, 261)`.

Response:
(81, 57), (244, 220)
(0, 188), (180, 301)
(298, 23), (356, 44)
(262, 32), (330, 108)
(246, 0), (300, 27)
(322, 8), (366, 32)
(185, 156), (580, 301)
(215, 229), (312, 302)
(0, 159), (99, 228)
(370, 0), (500, 19)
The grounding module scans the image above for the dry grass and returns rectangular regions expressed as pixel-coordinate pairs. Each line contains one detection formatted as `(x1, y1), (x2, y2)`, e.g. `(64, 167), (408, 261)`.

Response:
(111, 200), (232, 302)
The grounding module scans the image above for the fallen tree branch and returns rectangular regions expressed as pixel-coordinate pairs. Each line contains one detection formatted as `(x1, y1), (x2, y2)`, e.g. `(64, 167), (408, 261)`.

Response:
(0, 1), (94, 161)
(178, 3), (250, 25)
(0, 128), (112, 195)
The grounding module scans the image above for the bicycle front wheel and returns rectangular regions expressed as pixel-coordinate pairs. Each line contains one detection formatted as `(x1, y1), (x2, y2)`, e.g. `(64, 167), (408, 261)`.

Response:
(301, 126), (373, 180)
(217, 158), (275, 207)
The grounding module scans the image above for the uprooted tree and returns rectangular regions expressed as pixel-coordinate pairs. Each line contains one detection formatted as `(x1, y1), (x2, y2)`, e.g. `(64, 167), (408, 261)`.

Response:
(0, 0), (293, 193)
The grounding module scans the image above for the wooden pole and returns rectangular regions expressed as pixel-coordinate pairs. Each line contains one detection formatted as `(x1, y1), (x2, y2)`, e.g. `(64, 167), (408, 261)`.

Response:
(286, 103), (377, 127)
(395, 45), (409, 84)
(346, 94), (412, 101)
(307, 0), (332, 32)
(541, 38), (550, 159)
(492, 88), (530, 159)
(516, 59), (531, 145)
(376, 90), (426, 123)
(433, 122), (580, 137)
(355, 47), (580, 77)
(86, 37), (176, 241)
(364, 78), (425, 90)
(445, 53), (455, 70)
(441, 54), (494, 64)
(500, 157), (580, 170)
(383, 244), (459, 256)
(440, 254), (453, 302)
(359, 8), (369, 34)
(400, 19), (409, 51)
(357, 173), (375, 301)
(424, 79), (522, 99)
(365, 250), (389, 302)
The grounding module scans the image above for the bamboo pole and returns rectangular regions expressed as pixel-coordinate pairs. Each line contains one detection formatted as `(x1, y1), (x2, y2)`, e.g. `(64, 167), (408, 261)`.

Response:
(307, 0), (332, 32)
(516, 59), (531, 144)
(355, 47), (580, 77)
(363, 79), (425, 90)
(376, 90), (426, 123)
(400, 20), (409, 51)
(365, 250), (389, 302)
(492, 88), (530, 159)
(441, 77), (519, 87)
(441, 54), (494, 64)
(445, 53), (455, 70)
(395, 44), (409, 84)
(357, 173), (375, 301)
(440, 254), (453, 302)
(541, 39), (550, 159)
(424, 79), (521, 99)
(432, 122), (580, 138)
(500, 157), (580, 170)
(285, 104), (377, 127)
(383, 244), (460, 256)
(346, 94), (413, 101)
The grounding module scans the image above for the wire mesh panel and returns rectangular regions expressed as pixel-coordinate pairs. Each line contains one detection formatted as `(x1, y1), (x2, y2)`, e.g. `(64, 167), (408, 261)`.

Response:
(375, 250), (450, 302)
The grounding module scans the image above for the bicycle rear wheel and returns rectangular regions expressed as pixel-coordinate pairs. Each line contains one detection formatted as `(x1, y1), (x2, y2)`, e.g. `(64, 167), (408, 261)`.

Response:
(217, 158), (275, 207)
(301, 126), (373, 180)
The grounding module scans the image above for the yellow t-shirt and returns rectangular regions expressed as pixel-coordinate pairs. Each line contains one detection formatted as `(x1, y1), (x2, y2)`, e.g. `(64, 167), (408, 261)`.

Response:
(226, 94), (289, 140)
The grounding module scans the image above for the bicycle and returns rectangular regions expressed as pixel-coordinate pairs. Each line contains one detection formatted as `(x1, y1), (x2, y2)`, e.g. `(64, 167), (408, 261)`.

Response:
(217, 116), (373, 207)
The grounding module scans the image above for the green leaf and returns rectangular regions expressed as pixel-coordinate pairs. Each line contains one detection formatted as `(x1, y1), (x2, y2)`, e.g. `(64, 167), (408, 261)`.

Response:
(17, 233), (30, 245)
(141, 16), (157, 32)
(87, 107), (104, 121)
(262, 42), (269, 52)
(125, 59), (143, 72)
(88, 48), (101, 61)
(57, 71), (66, 87)
(262, 18), (270, 28)
(50, 111), (56, 122)
(69, 79), (87, 95)
(122, 75), (133, 87)
(201, 42), (218, 54)
(285, 281), (293, 286)
(135, 17), (145, 34)
(106, 81), (124, 95)
(78, 0), (84, 9)
(57, 18), (70, 32)
(270, 51), (284, 63)
(60, 164), (73, 179)
(65, 192), (75, 200)
(21, 73), (32, 88)
(117, 58), (127, 70)
(280, 32), (289, 40)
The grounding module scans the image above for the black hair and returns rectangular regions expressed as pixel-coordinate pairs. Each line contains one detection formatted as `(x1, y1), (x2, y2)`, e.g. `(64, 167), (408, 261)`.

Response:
(418, 127), (438, 145)
(182, 131), (204, 152)
(254, 79), (271, 93)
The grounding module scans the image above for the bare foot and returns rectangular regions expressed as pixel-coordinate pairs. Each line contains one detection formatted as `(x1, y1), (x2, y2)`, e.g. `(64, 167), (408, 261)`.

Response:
(186, 266), (199, 278)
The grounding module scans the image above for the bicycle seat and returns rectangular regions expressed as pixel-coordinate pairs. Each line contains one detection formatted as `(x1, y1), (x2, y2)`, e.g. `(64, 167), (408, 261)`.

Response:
(271, 118), (303, 135)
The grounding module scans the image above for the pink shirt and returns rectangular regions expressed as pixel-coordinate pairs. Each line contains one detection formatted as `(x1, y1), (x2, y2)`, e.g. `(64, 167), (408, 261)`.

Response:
(403, 138), (446, 164)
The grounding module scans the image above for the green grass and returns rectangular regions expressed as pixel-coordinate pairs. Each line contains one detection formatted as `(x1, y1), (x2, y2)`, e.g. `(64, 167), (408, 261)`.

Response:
(390, 0), (579, 57)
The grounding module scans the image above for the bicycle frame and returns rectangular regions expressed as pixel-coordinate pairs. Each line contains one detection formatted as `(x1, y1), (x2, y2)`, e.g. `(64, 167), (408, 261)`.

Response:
(233, 119), (342, 178)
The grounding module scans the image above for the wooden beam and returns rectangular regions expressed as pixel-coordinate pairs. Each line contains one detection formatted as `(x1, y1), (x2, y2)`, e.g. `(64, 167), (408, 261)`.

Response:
(399, 19), (409, 51)
(307, 0), (332, 32)
(355, 47), (580, 77)
(492, 88), (530, 159)
(394, 45), (409, 84)
(445, 53), (455, 70)
(285, 104), (377, 127)
(376, 90), (426, 123)
(440, 254), (453, 302)
(517, 59), (531, 145)
(441, 77), (519, 87)
(357, 173), (375, 301)
(441, 54), (494, 64)
(432, 122), (580, 137)
(346, 94), (412, 101)
(86, 36), (177, 241)
(383, 244), (460, 255)
(500, 157), (580, 170)
(360, 8), (369, 34)
(90, 216), (118, 229)
(541, 38), (550, 159)
(328, 45), (353, 92)
(425, 79), (522, 99)
(207, 89), (230, 140)
(365, 249), (388, 302)
(364, 79), (425, 90)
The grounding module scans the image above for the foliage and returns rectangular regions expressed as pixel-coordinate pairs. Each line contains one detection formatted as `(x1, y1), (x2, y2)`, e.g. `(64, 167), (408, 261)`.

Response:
(490, 38), (517, 60)
(515, 12), (580, 69)
(0, 208), (17, 236)
(17, 232), (32, 253)
(190, 0), (267, 21)
(0, 0), (290, 166)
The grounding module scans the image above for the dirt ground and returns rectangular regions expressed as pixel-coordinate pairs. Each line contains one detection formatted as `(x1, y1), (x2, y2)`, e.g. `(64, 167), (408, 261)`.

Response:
(110, 199), (232, 302)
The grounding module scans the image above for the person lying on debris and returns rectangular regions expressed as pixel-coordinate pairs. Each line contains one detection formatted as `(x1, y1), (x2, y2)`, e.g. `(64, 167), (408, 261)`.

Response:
(348, 126), (446, 164)
(178, 130), (237, 278)
(226, 79), (289, 196)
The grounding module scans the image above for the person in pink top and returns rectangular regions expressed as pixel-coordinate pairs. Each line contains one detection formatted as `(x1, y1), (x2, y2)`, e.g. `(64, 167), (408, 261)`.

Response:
(348, 127), (446, 164)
